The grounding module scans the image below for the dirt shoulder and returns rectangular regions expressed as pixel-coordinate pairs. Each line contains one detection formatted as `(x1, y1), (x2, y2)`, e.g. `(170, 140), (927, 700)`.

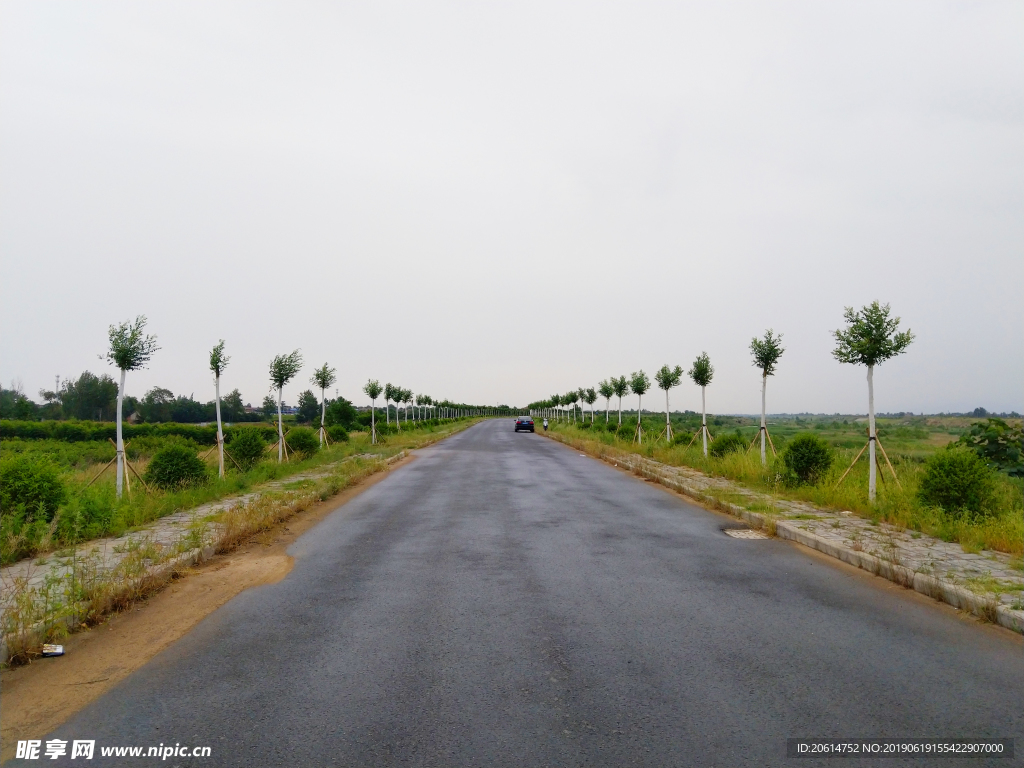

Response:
(0, 453), (413, 762)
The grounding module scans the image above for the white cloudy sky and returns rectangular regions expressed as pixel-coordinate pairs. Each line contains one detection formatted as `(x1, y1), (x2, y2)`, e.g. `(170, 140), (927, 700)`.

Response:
(2, 1), (1021, 414)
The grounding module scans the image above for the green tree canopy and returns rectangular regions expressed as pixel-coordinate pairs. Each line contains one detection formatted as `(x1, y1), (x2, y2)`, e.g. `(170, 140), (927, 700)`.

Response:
(269, 350), (303, 390)
(311, 363), (337, 392)
(106, 316), (159, 372)
(832, 301), (913, 368)
(654, 364), (683, 392)
(209, 340), (229, 377)
(363, 379), (383, 401)
(750, 329), (784, 376)
(688, 353), (714, 388)
(629, 370), (650, 397)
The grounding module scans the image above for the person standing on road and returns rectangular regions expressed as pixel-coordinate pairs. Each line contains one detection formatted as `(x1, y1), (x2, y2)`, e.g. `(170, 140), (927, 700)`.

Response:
(543, 418), (549, 431)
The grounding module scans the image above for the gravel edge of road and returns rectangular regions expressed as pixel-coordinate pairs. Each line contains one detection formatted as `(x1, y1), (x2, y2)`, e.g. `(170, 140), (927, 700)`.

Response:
(542, 431), (1023, 635)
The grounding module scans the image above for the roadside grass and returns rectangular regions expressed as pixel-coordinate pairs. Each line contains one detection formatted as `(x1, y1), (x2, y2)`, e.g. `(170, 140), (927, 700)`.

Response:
(547, 419), (1023, 556)
(1, 419), (478, 664)
(1, 418), (477, 566)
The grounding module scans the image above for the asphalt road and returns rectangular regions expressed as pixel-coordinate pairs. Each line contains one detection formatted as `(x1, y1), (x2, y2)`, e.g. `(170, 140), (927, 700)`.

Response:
(23, 420), (1023, 767)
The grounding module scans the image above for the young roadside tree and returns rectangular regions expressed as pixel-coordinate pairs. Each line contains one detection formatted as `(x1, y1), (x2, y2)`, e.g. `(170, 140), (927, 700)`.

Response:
(105, 316), (159, 498)
(688, 352), (714, 457)
(402, 388), (413, 423)
(384, 383), (396, 425)
(311, 363), (337, 446)
(560, 391), (574, 423)
(209, 340), (229, 479)
(612, 376), (630, 426)
(583, 387), (597, 423)
(363, 379), (383, 444)
(269, 350), (303, 462)
(654, 364), (683, 442)
(832, 301), (914, 501)
(629, 370), (651, 443)
(550, 393), (561, 422)
(749, 330), (785, 466)
(598, 380), (614, 423)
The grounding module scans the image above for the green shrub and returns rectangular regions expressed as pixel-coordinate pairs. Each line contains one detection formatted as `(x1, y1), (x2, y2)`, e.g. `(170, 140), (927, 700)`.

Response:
(782, 433), (834, 485)
(227, 427), (266, 470)
(1, 419), (221, 445)
(710, 432), (745, 457)
(672, 430), (695, 447)
(327, 425), (350, 443)
(324, 397), (359, 429)
(0, 454), (67, 522)
(919, 445), (997, 519)
(144, 445), (209, 489)
(286, 427), (319, 458)
(958, 418), (1024, 477)
(127, 434), (199, 460)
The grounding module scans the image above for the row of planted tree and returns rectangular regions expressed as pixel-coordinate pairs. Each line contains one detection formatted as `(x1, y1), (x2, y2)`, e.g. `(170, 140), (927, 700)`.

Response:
(529, 301), (914, 502)
(101, 317), (517, 500)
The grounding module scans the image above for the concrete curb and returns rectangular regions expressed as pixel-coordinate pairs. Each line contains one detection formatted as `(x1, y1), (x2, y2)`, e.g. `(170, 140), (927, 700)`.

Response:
(552, 436), (1023, 635)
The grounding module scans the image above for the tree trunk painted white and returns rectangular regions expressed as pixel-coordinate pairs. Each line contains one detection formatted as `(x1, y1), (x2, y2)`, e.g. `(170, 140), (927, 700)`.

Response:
(319, 388), (326, 447)
(618, 397), (622, 425)
(215, 374), (224, 479)
(277, 387), (284, 462)
(701, 385), (708, 457)
(868, 364), (877, 501)
(386, 399), (390, 424)
(371, 403), (376, 444)
(760, 373), (767, 466)
(115, 368), (126, 498)
(605, 400), (610, 423)
(664, 389), (671, 441)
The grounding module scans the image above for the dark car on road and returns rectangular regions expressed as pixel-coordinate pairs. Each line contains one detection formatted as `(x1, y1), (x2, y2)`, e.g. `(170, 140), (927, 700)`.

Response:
(514, 416), (535, 433)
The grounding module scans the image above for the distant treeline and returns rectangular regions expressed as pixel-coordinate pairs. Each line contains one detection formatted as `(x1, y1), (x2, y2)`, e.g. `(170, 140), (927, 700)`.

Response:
(0, 371), (365, 426)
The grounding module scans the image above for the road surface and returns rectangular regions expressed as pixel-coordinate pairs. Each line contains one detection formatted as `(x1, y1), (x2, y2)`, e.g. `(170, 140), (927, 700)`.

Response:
(21, 420), (1022, 766)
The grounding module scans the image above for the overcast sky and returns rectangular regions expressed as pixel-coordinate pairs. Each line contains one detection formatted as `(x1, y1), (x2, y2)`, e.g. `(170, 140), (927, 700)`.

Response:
(2, 1), (1021, 415)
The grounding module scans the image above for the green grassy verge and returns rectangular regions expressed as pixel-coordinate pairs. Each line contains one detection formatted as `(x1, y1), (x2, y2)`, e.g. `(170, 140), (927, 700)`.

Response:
(1, 418), (478, 566)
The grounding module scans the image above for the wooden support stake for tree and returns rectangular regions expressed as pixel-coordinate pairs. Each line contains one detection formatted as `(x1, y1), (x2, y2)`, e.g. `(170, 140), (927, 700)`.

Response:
(834, 441), (869, 489)
(125, 460), (153, 493)
(876, 437), (902, 489)
(223, 448), (244, 473)
(86, 456), (117, 488)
